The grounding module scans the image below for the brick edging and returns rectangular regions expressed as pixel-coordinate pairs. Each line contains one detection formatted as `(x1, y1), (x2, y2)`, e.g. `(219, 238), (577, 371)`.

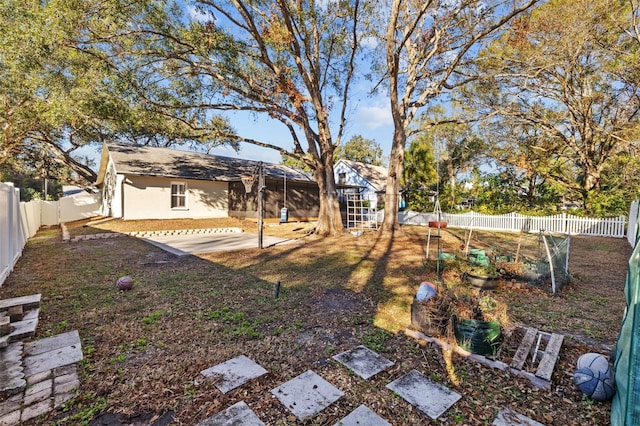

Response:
(127, 227), (243, 238)
(68, 227), (244, 242)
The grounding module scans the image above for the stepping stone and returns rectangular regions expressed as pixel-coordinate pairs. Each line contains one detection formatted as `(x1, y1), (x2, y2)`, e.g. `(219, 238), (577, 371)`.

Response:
(197, 401), (264, 426)
(333, 345), (394, 380)
(201, 355), (267, 394)
(386, 369), (461, 420)
(493, 408), (545, 426)
(271, 370), (344, 420)
(333, 404), (391, 426)
(23, 331), (83, 377)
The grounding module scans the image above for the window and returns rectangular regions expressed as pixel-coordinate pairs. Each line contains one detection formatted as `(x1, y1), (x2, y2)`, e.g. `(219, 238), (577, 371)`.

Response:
(171, 182), (187, 209)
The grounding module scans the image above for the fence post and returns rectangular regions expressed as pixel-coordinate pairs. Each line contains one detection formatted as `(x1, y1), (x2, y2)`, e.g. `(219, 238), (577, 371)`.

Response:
(8, 185), (15, 265)
(628, 201), (639, 245)
(0, 183), (8, 283)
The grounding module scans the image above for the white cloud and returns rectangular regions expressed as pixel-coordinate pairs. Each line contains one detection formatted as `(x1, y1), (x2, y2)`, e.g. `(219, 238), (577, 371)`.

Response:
(186, 5), (212, 23)
(355, 101), (392, 130)
(359, 36), (378, 49)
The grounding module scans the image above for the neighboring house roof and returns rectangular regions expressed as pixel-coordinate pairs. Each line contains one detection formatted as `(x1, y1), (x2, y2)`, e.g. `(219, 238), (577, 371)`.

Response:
(96, 142), (314, 184)
(62, 185), (86, 196)
(335, 159), (388, 192)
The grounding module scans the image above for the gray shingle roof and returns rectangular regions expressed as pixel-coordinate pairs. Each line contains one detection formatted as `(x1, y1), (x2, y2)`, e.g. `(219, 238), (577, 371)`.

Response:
(338, 159), (388, 192)
(106, 143), (313, 183)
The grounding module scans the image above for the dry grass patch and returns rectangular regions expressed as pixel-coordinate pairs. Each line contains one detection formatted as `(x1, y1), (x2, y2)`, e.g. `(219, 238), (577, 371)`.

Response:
(0, 220), (629, 425)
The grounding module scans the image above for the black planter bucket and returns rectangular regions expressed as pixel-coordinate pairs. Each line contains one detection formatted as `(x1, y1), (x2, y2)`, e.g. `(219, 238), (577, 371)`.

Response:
(465, 273), (498, 290)
(454, 318), (502, 356)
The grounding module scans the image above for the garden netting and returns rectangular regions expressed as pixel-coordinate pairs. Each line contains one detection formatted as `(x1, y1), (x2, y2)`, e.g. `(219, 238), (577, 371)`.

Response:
(611, 222), (640, 425)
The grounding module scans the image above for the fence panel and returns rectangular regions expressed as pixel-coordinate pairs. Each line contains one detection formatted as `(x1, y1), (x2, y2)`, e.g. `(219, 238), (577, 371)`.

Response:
(1, 183), (24, 286)
(1, 183), (46, 287)
(0, 183), (11, 285)
(20, 200), (42, 239)
(398, 210), (436, 226)
(399, 210), (627, 238)
(59, 192), (100, 223)
(41, 201), (59, 226)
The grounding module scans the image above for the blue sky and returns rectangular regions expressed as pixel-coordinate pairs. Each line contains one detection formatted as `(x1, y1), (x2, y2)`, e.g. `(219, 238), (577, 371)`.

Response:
(80, 85), (395, 171)
(206, 90), (394, 165)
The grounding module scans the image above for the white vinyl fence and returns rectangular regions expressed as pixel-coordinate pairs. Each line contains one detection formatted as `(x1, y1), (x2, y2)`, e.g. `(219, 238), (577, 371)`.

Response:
(628, 200), (639, 246)
(1, 183), (35, 286)
(1, 182), (100, 287)
(392, 210), (627, 238)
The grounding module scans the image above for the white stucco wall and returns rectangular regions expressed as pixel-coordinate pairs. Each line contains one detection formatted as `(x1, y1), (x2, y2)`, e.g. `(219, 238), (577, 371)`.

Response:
(334, 161), (379, 208)
(121, 175), (229, 220)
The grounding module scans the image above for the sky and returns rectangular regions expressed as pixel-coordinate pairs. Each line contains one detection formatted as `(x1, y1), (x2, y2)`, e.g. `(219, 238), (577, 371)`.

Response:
(186, 3), (396, 166)
(206, 90), (395, 165)
(73, 1), (396, 172)
(80, 83), (395, 172)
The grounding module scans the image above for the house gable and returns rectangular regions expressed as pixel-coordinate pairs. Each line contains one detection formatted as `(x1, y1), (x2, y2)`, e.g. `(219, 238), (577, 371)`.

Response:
(334, 159), (388, 193)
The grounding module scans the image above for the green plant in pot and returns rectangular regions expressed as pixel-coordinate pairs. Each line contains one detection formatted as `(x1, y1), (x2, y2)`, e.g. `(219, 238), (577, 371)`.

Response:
(453, 295), (507, 356)
(464, 254), (499, 290)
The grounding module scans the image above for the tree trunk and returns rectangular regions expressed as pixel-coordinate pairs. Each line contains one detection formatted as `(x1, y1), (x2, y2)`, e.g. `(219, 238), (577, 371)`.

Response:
(381, 125), (406, 234)
(446, 161), (456, 206)
(580, 169), (601, 210)
(313, 160), (344, 236)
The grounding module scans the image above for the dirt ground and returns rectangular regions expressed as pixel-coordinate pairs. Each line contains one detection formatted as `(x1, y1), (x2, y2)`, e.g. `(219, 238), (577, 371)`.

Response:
(0, 218), (632, 425)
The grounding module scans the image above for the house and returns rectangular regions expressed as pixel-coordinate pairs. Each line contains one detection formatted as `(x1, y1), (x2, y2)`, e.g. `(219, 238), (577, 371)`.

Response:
(333, 159), (388, 209)
(95, 142), (320, 221)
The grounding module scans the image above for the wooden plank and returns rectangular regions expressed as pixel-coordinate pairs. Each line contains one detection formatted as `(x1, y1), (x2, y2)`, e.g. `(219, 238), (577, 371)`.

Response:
(23, 334), (83, 377)
(405, 328), (551, 390)
(0, 294), (41, 312)
(8, 308), (39, 343)
(24, 330), (80, 356)
(535, 333), (564, 381)
(0, 313), (10, 336)
(510, 327), (538, 370)
(8, 305), (23, 322)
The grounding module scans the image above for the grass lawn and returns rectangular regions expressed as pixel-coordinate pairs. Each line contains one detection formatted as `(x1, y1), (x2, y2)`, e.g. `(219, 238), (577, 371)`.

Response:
(0, 217), (630, 425)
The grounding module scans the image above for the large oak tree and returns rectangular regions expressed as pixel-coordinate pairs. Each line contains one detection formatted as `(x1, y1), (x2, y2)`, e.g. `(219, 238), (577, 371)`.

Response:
(465, 0), (640, 209)
(86, 0), (362, 235)
(1, 0), (227, 186)
(379, 0), (538, 233)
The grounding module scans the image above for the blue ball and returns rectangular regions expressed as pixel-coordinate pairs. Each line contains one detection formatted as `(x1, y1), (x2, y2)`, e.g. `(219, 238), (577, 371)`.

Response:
(573, 367), (616, 402)
(577, 353), (611, 377)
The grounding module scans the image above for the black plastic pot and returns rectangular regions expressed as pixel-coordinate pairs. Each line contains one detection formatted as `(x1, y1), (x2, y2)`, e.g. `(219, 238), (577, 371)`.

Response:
(465, 272), (498, 290)
(454, 318), (502, 356)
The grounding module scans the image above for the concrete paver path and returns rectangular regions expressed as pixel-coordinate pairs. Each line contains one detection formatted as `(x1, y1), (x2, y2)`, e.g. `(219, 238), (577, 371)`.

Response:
(141, 233), (294, 256)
